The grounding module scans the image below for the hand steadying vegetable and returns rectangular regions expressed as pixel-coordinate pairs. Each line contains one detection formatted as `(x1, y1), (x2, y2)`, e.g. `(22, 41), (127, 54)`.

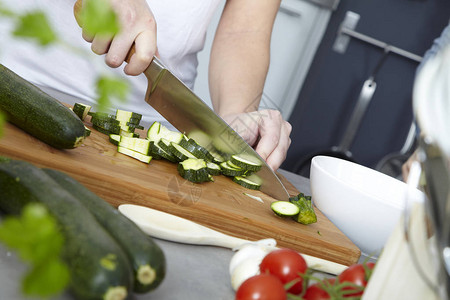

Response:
(222, 110), (292, 171)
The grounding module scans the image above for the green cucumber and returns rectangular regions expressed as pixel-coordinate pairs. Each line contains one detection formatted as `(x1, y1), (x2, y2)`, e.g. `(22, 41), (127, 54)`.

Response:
(43, 169), (166, 293)
(0, 65), (86, 149)
(0, 159), (133, 300)
(177, 158), (212, 183)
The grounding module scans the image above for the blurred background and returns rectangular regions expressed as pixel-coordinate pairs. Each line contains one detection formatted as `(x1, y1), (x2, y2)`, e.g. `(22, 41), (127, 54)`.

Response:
(194, 0), (450, 178)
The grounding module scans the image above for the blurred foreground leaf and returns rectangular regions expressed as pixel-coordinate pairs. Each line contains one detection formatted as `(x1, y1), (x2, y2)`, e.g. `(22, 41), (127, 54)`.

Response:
(0, 203), (70, 297)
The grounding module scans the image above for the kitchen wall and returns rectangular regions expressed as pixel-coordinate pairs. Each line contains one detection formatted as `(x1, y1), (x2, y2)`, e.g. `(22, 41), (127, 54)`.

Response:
(282, 0), (450, 177)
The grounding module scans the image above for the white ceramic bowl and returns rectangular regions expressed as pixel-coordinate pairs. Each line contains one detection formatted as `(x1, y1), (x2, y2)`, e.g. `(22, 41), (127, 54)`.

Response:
(310, 155), (424, 256)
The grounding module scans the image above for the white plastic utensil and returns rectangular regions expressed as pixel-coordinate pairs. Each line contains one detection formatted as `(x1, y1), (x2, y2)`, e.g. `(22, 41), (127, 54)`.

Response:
(118, 204), (348, 275)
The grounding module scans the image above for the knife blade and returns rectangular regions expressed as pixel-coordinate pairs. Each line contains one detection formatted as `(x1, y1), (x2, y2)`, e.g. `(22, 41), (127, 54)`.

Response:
(72, 0), (290, 200)
(143, 57), (290, 201)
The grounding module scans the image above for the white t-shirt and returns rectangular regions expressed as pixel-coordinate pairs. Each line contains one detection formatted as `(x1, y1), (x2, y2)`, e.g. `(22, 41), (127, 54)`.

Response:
(0, 0), (222, 127)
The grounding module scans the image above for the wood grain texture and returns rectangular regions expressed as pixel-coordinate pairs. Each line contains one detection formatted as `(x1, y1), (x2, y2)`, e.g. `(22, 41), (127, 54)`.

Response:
(0, 120), (360, 265)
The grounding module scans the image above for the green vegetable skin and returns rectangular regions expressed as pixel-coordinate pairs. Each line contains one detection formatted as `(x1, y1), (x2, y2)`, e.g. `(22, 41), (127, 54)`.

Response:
(0, 65), (86, 149)
(0, 158), (133, 300)
(44, 168), (166, 293)
(289, 193), (317, 225)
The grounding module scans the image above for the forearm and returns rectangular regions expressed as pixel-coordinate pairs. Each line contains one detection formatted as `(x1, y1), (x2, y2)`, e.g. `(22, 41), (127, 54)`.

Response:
(209, 0), (280, 117)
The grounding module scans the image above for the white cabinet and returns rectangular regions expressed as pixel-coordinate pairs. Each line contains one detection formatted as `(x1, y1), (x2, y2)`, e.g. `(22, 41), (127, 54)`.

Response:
(193, 0), (335, 120)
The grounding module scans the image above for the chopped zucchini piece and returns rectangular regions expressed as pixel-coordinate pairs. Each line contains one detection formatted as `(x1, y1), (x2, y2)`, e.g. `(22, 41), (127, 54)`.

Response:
(232, 174), (262, 190)
(118, 136), (150, 155)
(289, 193), (317, 225)
(230, 153), (262, 172)
(146, 121), (184, 144)
(73, 103), (92, 120)
(115, 109), (142, 122)
(84, 126), (91, 137)
(149, 142), (178, 162)
(177, 158), (211, 183)
(169, 142), (197, 161)
(206, 162), (221, 176)
(118, 146), (152, 163)
(179, 138), (214, 161)
(109, 134), (121, 146)
(220, 161), (247, 177)
(271, 201), (300, 217)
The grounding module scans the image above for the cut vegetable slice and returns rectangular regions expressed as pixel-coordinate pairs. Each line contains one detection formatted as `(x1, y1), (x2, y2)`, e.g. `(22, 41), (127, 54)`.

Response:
(177, 158), (211, 183)
(233, 174), (262, 190)
(118, 137), (150, 155)
(169, 142), (197, 161)
(220, 161), (247, 177)
(230, 154), (262, 172)
(206, 162), (221, 176)
(149, 142), (178, 162)
(118, 146), (152, 163)
(115, 109), (142, 122)
(73, 103), (92, 120)
(271, 201), (300, 217)
(109, 134), (121, 146)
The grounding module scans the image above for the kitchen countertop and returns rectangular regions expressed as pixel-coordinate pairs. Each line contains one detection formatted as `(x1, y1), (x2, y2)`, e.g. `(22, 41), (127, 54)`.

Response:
(0, 169), (349, 300)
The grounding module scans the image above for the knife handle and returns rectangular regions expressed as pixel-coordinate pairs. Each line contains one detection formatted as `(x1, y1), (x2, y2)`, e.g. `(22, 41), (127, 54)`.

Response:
(73, 0), (137, 64)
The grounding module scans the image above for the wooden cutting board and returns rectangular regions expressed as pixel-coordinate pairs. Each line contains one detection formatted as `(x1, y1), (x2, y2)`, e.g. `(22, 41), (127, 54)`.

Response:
(0, 119), (360, 266)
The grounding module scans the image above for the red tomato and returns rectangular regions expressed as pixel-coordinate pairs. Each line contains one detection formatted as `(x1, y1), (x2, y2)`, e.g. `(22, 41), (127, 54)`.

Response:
(304, 278), (335, 300)
(338, 262), (375, 297)
(259, 248), (307, 295)
(235, 273), (287, 300)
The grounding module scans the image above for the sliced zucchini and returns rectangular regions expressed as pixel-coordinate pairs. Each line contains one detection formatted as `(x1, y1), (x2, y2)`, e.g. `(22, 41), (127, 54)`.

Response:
(84, 126), (91, 137)
(177, 158), (211, 183)
(209, 150), (226, 164)
(179, 138), (214, 161)
(271, 201), (300, 217)
(169, 142), (197, 161)
(206, 162), (221, 176)
(120, 130), (140, 138)
(118, 137), (150, 156)
(230, 154), (262, 172)
(126, 122), (144, 130)
(146, 121), (161, 141)
(73, 103), (92, 120)
(115, 109), (142, 122)
(149, 142), (178, 162)
(109, 134), (121, 146)
(146, 121), (184, 144)
(233, 174), (262, 190)
(220, 161), (247, 177)
(118, 146), (152, 164)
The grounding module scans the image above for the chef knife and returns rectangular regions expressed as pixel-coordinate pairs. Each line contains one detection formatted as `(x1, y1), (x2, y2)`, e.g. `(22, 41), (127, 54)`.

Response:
(73, 0), (289, 200)
(143, 56), (290, 201)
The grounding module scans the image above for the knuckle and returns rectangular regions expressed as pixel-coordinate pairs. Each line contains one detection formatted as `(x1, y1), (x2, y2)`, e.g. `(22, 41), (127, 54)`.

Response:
(105, 55), (122, 68)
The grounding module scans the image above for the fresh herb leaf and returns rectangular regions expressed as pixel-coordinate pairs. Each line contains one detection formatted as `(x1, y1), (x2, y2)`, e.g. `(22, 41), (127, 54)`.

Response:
(79, 0), (120, 37)
(96, 75), (129, 111)
(13, 11), (58, 45)
(0, 203), (69, 297)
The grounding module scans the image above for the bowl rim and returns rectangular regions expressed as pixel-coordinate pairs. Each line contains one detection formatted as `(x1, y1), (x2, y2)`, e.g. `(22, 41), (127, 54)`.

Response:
(310, 155), (410, 209)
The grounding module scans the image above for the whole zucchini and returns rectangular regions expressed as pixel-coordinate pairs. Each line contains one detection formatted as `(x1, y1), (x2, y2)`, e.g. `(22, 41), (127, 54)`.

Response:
(44, 168), (166, 293)
(0, 158), (133, 300)
(0, 65), (85, 149)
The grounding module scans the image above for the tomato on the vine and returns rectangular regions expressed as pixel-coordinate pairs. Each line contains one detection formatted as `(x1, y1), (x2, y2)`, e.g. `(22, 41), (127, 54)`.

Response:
(338, 262), (375, 297)
(235, 273), (287, 300)
(259, 248), (307, 295)
(303, 278), (335, 300)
